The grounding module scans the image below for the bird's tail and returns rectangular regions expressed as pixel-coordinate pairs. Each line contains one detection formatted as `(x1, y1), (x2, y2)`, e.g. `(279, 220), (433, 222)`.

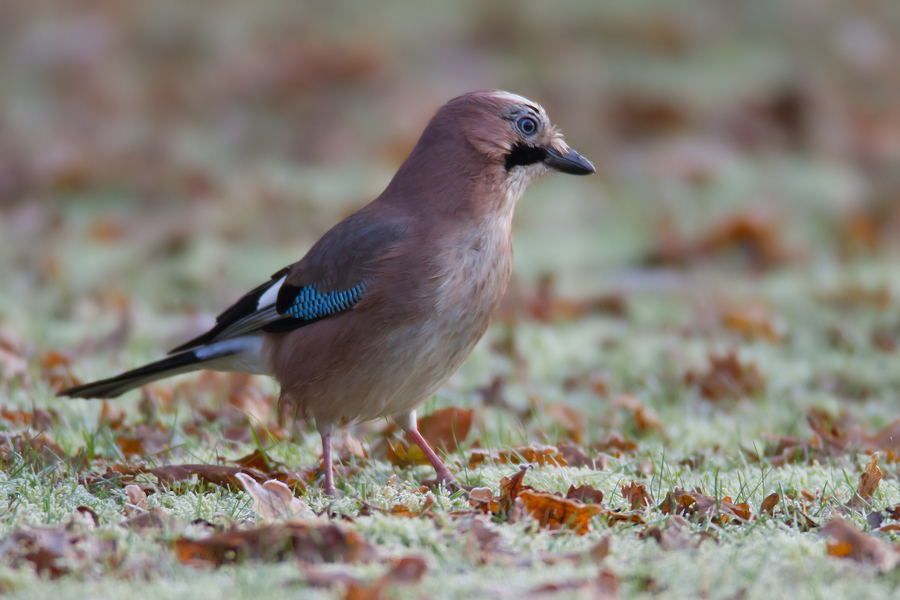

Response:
(58, 337), (266, 399)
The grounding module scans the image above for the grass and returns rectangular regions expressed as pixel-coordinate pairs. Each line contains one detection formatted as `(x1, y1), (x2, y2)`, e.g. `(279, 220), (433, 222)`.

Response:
(3, 0), (900, 598)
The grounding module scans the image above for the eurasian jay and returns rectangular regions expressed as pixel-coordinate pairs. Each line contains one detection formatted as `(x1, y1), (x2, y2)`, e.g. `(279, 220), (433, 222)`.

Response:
(60, 90), (595, 496)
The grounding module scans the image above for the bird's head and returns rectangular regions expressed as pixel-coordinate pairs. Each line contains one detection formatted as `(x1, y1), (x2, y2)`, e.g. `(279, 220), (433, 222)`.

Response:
(455, 91), (595, 184)
(386, 90), (594, 212)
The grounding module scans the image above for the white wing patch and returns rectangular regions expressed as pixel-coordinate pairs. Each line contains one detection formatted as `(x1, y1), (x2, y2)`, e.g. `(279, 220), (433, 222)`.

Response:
(257, 275), (286, 310)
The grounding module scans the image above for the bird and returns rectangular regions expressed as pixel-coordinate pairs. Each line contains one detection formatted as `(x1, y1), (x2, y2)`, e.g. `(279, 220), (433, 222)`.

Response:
(59, 90), (595, 497)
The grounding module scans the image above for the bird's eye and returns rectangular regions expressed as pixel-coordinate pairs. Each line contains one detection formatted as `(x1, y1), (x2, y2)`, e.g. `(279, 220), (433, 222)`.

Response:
(517, 116), (537, 136)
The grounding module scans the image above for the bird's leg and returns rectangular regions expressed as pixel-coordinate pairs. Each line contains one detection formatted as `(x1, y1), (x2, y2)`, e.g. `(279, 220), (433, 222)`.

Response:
(397, 410), (455, 485)
(406, 428), (456, 484)
(320, 428), (339, 498)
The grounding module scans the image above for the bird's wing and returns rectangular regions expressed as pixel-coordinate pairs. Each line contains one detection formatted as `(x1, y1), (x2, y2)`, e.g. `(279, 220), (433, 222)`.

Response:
(169, 210), (408, 354)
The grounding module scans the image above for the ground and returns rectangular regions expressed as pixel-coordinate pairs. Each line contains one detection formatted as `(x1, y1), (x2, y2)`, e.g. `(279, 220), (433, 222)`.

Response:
(2, 1), (900, 599)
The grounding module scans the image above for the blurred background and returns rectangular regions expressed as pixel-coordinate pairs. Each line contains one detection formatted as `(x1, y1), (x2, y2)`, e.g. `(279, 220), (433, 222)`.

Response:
(1, 0), (900, 429)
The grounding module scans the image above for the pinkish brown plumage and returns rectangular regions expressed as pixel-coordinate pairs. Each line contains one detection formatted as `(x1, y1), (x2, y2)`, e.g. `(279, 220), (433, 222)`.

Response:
(60, 91), (595, 496)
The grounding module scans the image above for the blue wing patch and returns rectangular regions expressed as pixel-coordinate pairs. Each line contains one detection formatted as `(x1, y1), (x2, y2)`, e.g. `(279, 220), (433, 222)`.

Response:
(263, 280), (370, 333)
(284, 281), (369, 320)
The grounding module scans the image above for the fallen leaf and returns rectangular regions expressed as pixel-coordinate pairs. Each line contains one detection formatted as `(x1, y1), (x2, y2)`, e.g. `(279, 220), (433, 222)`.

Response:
(417, 407), (473, 453)
(557, 443), (607, 470)
(847, 453), (882, 511)
(641, 515), (714, 550)
(231, 448), (288, 474)
(621, 481), (652, 510)
(38, 350), (81, 392)
(592, 432), (638, 457)
(760, 493), (780, 516)
(121, 508), (181, 532)
(175, 522), (375, 567)
(722, 304), (781, 343)
(468, 444), (567, 468)
(647, 211), (792, 269)
(541, 536), (610, 565)
(613, 394), (664, 434)
(566, 484), (604, 505)
(385, 408), (473, 467)
(235, 472), (315, 521)
(0, 526), (119, 579)
(822, 517), (899, 571)
(124, 484), (147, 518)
(685, 351), (765, 401)
(517, 490), (602, 535)
(115, 463), (268, 490)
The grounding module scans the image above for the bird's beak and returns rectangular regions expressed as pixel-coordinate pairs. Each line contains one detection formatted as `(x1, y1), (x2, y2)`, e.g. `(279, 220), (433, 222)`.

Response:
(544, 146), (595, 176)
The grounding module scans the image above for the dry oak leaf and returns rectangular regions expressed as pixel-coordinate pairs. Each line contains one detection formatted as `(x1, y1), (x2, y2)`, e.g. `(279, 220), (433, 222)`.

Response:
(342, 555), (428, 600)
(386, 407), (473, 466)
(622, 481), (652, 510)
(641, 515), (715, 550)
(230, 448), (289, 474)
(468, 444), (567, 469)
(847, 453), (883, 512)
(38, 350), (81, 392)
(235, 472), (315, 522)
(417, 407), (473, 452)
(721, 303), (781, 343)
(175, 522), (375, 567)
(540, 536), (610, 566)
(557, 443), (607, 470)
(592, 432), (638, 457)
(566, 484), (604, 505)
(123, 484), (147, 518)
(685, 351), (765, 401)
(469, 466), (536, 516)
(659, 488), (748, 523)
(517, 490), (602, 535)
(613, 394), (664, 434)
(115, 463), (267, 490)
(0, 526), (120, 579)
(760, 493), (780, 516)
(822, 517), (899, 571)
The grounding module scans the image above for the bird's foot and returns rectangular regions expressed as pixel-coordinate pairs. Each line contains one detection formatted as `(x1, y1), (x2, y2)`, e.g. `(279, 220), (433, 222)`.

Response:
(323, 484), (340, 499)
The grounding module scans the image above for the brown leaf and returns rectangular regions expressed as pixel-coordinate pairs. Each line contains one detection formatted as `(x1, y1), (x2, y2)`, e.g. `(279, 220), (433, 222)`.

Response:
(641, 515), (714, 550)
(1, 526), (120, 579)
(760, 493), (780, 516)
(99, 400), (126, 429)
(822, 517), (899, 571)
(231, 449), (288, 474)
(517, 490), (602, 535)
(175, 522), (375, 567)
(498, 466), (533, 513)
(592, 432), (638, 457)
(121, 508), (181, 532)
(621, 481), (652, 510)
(116, 464), (268, 490)
(685, 351), (765, 401)
(557, 443), (607, 470)
(416, 407), (473, 453)
(38, 350), (81, 392)
(541, 537), (610, 565)
(538, 402), (587, 444)
(235, 472), (314, 521)
(468, 444), (567, 468)
(647, 211), (792, 269)
(228, 373), (274, 424)
(722, 304), (781, 343)
(124, 484), (147, 518)
(847, 453), (882, 511)
(0, 332), (29, 387)
(385, 408), (473, 467)
(566, 484), (604, 505)
(613, 394), (664, 434)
